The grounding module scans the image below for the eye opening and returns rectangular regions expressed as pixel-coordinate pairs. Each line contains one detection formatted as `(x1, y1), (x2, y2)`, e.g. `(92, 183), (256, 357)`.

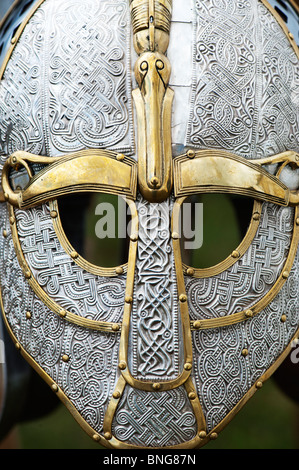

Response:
(52, 192), (134, 276)
(175, 193), (260, 277)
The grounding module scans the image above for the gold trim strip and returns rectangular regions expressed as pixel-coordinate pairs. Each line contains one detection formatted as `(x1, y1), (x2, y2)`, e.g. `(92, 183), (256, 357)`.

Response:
(103, 375), (126, 440)
(103, 376), (127, 441)
(50, 199), (128, 278)
(289, 0), (299, 14)
(0, 0), (19, 31)
(105, 430), (203, 450)
(171, 206), (194, 368)
(184, 377), (207, 435)
(189, 206), (299, 331)
(7, 203), (127, 334)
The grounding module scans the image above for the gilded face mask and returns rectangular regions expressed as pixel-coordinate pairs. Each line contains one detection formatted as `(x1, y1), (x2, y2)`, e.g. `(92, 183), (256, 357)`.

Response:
(0, 0), (298, 449)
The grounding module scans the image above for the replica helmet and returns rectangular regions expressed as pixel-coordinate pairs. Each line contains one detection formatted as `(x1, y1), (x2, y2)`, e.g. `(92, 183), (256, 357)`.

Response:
(0, 0), (298, 449)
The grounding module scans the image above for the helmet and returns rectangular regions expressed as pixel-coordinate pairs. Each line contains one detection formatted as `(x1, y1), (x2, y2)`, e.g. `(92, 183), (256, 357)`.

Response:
(0, 0), (298, 449)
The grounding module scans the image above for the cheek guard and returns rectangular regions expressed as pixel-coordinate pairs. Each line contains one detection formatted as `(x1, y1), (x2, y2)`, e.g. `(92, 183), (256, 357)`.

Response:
(0, 0), (298, 449)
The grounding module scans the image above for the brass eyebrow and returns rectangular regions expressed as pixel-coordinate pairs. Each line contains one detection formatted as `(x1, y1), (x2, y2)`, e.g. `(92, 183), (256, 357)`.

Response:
(173, 150), (299, 207)
(1, 150), (137, 209)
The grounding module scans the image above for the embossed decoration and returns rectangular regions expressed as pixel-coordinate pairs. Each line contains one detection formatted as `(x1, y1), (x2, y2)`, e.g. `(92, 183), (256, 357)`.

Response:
(15, 205), (127, 325)
(112, 386), (197, 447)
(0, 0), (134, 161)
(129, 196), (181, 381)
(185, 204), (295, 320)
(192, 252), (299, 432)
(0, 0), (298, 450)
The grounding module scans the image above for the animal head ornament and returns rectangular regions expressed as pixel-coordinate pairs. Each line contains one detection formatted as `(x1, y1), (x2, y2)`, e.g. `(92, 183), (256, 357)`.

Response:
(0, 0), (298, 449)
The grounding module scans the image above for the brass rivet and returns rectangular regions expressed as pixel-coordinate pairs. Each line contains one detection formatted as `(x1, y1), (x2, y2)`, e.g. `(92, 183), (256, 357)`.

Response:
(172, 232), (179, 239)
(210, 432), (218, 440)
(9, 216), (15, 225)
(62, 354), (70, 362)
(11, 37), (16, 44)
(245, 309), (253, 318)
(256, 380), (263, 389)
(150, 176), (160, 187)
(70, 250), (78, 259)
(116, 153), (125, 161)
(252, 212), (260, 221)
(188, 392), (196, 400)
(15, 342), (21, 350)
(50, 210), (57, 218)
(187, 149), (195, 158)
(26, 311), (32, 319)
(125, 296), (133, 304)
(113, 391), (121, 399)
(289, 32), (294, 40)
(184, 362), (192, 371)
(152, 383), (161, 390)
(282, 271), (289, 279)
(3, 229), (7, 238)
(51, 383), (59, 392)
(59, 309), (67, 318)
(296, 217), (299, 226)
(231, 250), (240, 259)
(179, 294), (187, 303)
(193, 320), (201, 329)
(281, 314), (287, 323)
(242, 348), (248, 357)
(93, 434), (101, 442)
(130, 233), (138, 242)
(186, 267), (195, 276)
(24, 270), (31, 279)
(112, 323), (120, 332)
(115, 266), (124, 275)
(104, 432), (112, 441)
(199, 431), (207, 439)
(118, 361), (127, 370)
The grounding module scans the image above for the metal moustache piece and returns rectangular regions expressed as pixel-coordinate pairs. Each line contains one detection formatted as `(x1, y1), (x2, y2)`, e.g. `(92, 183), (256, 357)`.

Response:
(0, 0), (298, 449)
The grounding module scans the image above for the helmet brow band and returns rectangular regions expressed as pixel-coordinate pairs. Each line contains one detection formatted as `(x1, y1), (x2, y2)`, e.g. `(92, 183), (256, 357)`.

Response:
(1, 149), (137, 209)
(174, 149), (299, 207)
